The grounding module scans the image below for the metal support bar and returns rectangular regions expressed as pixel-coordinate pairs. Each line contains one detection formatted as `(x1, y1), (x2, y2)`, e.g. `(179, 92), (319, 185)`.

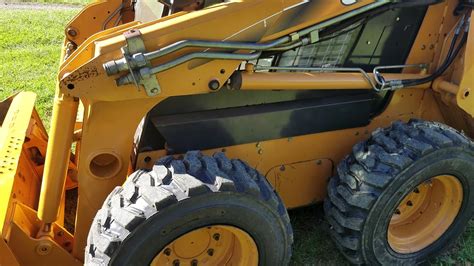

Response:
(251, 65), (432, 91)
(433, 78), (460, 95)
(234, 71), (430, 91)
(37, 94), (78, 223)
(254, 66), (379, 91)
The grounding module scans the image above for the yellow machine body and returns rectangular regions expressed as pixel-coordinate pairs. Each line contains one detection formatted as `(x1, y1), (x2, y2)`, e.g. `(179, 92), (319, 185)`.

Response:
(0, 0), (473, 264)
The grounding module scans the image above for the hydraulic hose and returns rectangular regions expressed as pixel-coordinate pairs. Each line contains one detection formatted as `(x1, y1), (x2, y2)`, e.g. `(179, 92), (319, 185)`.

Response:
(401, 34), (467, 87)
(386, 15), (470, 89)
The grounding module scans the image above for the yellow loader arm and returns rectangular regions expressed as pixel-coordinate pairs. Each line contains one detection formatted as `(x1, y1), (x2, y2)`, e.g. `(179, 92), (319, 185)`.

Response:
(1, 0), (473, 264)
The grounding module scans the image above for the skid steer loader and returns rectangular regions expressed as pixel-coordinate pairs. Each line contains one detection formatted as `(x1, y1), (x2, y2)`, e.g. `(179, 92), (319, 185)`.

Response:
(1, 0), (474, 264)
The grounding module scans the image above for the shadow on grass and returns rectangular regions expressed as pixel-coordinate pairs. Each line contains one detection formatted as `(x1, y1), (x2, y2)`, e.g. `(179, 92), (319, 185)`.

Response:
(289, 204), (349, 265)
(290, 204), (473, 265)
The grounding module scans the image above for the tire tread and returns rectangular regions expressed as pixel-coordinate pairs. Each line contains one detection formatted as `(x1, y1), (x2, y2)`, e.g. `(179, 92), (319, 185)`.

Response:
(324, 120), (473, 264)
(86, 151), (292, 265)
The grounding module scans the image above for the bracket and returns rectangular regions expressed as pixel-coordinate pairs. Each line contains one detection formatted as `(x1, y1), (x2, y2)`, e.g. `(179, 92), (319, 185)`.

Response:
(309, 30), (319, 43)
(121, 29), (161, 96)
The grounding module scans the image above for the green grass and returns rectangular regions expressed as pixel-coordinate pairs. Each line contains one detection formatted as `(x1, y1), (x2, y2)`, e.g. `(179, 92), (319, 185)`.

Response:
(0, 7), (472, 265)
(289, 205), (348, 265)
(3, 0), (90, 5)
(0, 8), (78, 125)
(289, 206), (474, 265)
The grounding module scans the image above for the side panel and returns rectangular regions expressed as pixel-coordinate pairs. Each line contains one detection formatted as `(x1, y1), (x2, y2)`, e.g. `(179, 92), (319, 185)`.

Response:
(267, 159), (333, 208)
(147, 91), (376, 153)
(136, 88), (445, 208)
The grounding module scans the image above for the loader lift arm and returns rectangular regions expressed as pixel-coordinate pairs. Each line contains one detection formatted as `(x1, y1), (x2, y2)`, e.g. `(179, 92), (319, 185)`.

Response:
(0, 0), (473, 264)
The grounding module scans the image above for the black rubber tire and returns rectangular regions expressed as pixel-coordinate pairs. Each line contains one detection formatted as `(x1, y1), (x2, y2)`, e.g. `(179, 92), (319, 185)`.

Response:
(85, 151), (293, 266)
(324, 119), (474, 265)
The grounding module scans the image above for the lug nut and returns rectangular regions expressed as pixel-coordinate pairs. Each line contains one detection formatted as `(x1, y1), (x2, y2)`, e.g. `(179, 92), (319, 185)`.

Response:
(191, 259), (198, 266)
(395, 209), (401, 215)
(173, 259), (180, 266)
(164, 248), (171, 256)
(207, 249), (214, 256)
(407, 201), (413, 207)
(213, 233), (220, 241)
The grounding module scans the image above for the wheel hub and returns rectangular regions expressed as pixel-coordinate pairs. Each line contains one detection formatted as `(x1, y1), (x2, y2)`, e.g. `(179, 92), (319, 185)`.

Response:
(388, 175), (463, 254)
(172, 229), (210, 259)
(151, 225), (258, 265)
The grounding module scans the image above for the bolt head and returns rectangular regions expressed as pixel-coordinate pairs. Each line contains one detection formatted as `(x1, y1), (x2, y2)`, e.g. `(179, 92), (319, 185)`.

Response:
(208, 79), (220, 90)
(462, 88), (471, 99)
(36, 241), (52, 256)
(67, 27), (77, 37)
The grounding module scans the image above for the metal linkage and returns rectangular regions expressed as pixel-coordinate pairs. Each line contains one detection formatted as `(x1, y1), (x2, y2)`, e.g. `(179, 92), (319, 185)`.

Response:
(120, 29), (162, 96)
(104, 38), (289, 76)
(373, 64), (428, 90)
(116, 51), (262, 86)
(103, 0), (392, 91)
